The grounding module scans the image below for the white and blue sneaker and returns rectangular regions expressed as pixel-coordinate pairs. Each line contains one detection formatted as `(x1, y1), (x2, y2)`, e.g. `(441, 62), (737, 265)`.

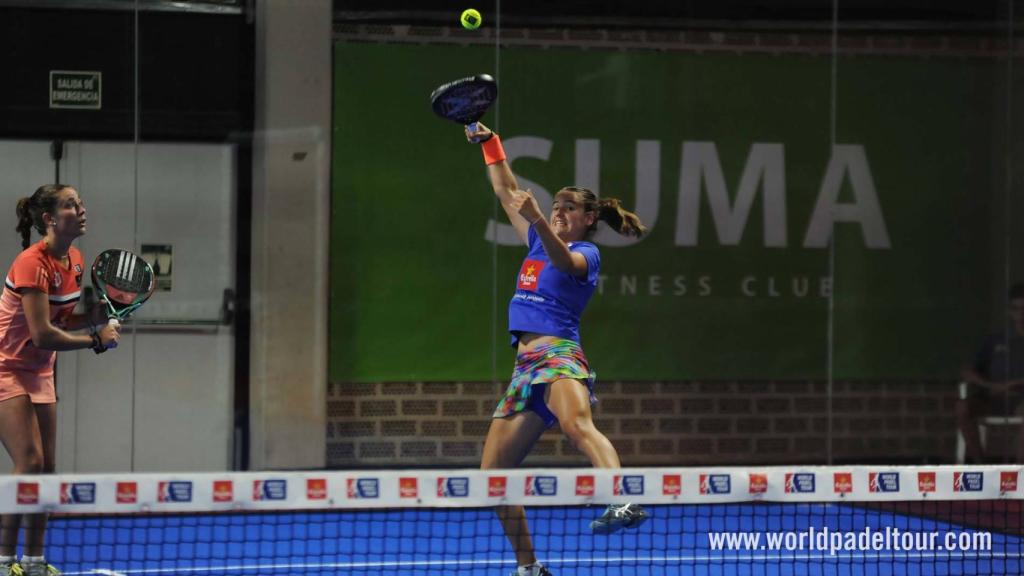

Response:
(511, 562), (552, 576)
(589, 502), (649, 534)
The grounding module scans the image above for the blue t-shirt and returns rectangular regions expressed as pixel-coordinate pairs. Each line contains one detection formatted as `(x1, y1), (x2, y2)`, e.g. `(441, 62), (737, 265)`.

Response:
(508, 225), (601, 345)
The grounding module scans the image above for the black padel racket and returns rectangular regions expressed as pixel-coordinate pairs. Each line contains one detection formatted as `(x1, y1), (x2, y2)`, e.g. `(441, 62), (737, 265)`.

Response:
(91, 249), (156, 348)
(430, 73), (497, 138)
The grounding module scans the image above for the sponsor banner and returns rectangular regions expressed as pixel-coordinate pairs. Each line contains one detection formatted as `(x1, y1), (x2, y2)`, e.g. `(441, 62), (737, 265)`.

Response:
(488, 476), (507, 498)
(953, 472), (984, 492)
(0, 467), (1020, 513)
(749, 474), (768, 495)
(663, 474), (681, 496)
(868, 472), (900, 493)
(253, 479), (288, 502)
(347, 478), (380, 499)
(614, 475), (645, 496)
(576, 475), (596, 497)
(212, 480), (233, 503)
(60, 482), (97, 504)
(399, 477), (418, 499)
(1000, 471), (1018, 493)
(116, 482), (138, 504)
(437, 477), (470, 498)
(524, 476), (558, 497)
(833, 473), (853, 494)
(158, 481), (193, 503)
(700, 474), (732, 495)
(307, 478), (328, 501)
(784, 473), (816, 494)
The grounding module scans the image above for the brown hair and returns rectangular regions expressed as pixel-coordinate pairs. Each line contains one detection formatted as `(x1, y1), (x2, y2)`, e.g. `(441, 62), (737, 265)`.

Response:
(558, 186), (648, 238)
(16, 184), (70, 249)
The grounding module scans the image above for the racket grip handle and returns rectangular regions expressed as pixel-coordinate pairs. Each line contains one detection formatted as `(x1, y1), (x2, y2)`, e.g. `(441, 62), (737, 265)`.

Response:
(467, 122), (491, 144)
(106, 318), (120, 350)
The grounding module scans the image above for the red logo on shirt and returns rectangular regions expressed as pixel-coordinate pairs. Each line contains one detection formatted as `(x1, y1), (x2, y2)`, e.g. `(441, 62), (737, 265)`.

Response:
(517, 260), (545, 291)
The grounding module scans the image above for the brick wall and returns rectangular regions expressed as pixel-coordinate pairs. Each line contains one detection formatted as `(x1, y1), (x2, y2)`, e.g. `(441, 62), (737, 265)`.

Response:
(325, 380), (980, 468)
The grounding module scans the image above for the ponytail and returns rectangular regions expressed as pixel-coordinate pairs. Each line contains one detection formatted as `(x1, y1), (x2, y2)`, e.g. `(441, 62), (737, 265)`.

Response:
(15, 184), (69, 249)
(595, 197), (648, 238)
(15, 197), (34, 249)
(557, 186), (648, 239)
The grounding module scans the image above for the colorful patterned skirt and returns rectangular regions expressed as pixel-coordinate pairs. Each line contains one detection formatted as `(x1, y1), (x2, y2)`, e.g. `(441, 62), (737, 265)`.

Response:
(492, 338), (598, 427)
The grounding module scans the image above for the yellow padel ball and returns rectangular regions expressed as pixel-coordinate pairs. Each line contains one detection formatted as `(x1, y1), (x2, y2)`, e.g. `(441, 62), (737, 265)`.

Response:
(461, 8), (482, 30)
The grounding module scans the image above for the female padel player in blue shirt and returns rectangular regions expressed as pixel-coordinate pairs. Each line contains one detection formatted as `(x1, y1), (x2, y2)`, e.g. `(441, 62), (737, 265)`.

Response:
(467, 122), (649, 576)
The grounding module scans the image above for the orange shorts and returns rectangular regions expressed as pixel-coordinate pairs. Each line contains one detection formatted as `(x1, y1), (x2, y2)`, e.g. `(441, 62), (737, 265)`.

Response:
(0, 368), (56, 404)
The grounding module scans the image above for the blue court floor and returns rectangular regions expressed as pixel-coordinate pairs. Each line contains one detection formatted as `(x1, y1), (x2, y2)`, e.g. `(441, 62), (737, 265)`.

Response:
(40, 503), (1024, 576)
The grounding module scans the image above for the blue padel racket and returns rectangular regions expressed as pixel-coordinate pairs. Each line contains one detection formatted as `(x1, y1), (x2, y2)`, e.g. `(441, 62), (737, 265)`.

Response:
(430, 74), (497, 140)
(91, 249), (156, 349)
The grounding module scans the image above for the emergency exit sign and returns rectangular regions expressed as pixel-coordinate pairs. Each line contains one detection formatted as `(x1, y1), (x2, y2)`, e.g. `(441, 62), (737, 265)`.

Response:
(50, 70), (102, 109)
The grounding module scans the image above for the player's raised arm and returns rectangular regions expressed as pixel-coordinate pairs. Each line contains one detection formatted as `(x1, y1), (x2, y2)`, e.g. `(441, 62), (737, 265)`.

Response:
(466, 122), (530, 244)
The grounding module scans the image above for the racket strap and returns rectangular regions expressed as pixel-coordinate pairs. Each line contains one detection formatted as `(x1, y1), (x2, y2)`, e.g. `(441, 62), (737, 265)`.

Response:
(481, 133), (506, 165)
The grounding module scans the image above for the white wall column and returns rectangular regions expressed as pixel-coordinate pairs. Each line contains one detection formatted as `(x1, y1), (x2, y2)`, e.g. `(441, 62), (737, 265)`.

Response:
(251, 0), (330, 469)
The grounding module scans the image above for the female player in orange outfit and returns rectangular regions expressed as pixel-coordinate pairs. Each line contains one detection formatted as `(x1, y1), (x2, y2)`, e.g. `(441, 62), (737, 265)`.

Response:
(0, 185), (119, 576)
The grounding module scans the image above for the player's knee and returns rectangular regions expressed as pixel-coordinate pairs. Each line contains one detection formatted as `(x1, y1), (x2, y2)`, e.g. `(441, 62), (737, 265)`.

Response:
(561, 416), (596, 444)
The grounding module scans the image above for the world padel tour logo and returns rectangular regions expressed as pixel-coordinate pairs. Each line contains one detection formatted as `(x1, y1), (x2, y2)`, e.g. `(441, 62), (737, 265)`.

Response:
(833, 473), (853, 494)
(699, 474), (731, 495)
(253, 479), (287, 501)
(347, 478), (379, 499)
(576, 475), (595, 497)
(117, 482), (137, 504)
(517, 260), (545, 291)
(307, 479), (327, 500)
(1000, 471), (1018, 492)
(158, 481), (193, 503)
(784, 473), (815, 494)
(868, 472), (899, 493)
(613, 475), (644, 496)
(212, 481), (233, 503)
(60, 482), (95, 504)
(918, 472), (936, 493)
(400, 477), (418, 499)
(663, 474), (681, 496)
(953, 472), (983, 492)
(488, 476), (507, 498)
(17, 483), (38, 505)
(437, 477), (469, 498)
(525, 475), (557, 496)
